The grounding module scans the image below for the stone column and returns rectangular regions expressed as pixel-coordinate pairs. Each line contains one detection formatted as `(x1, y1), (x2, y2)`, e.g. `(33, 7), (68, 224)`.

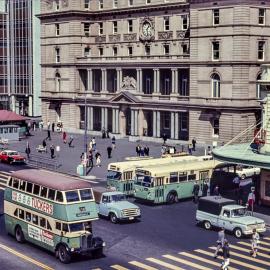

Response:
(28, 96), (33, 116)
(153, 69), (157, 93)
(88, 106), (93, 130)
(171, 69), (175, 95)
(175, 69), (178, 94)
(157, 69), (160, 94)
(136, 68), (142, 92)
(134, 110), (138, 136)
(174, 112), (179, 139)
(153, 111), (157, 137)
(156, 111), (160, 137)
(115, 108), (119, 133)
(101, 107), (105, 129)
(117, 68), (122, 92)
(131, 110), (135, 136)
(171, 112), (175, 139)
(112, 109), (116, 133)
(153, 69), (160, 94)
(11, 95), (16, 112)
(101, 68), (107, 93)
(104, 107), (108, 130)
(87, 68), (93, 92)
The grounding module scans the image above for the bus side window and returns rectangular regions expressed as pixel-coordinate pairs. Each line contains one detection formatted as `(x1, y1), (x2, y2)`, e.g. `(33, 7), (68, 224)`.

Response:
(8, 177), (13, 187)
(19, 181), (26, 191)
(40, 187), (48, 198)
(48, 189), (56, 201)
(32, 214), (38, 225)
(56, 222), (61, 231)
(178, 173), (187, 182)
(62, 223), (68, 232)
(14, 209), (18, 217)
(170, 172), (178, 183)
(56, 191), (63, 202)
(13, 179), (19, 189)
(26, 182), (33, 193)
(19, 209), (25, 219)
(40, 217), (46, 228)
(47, 221), (52, 231)
(26, 212), (31, 222)
(33, 184), (40, 196)
(188, 174), (196, 181)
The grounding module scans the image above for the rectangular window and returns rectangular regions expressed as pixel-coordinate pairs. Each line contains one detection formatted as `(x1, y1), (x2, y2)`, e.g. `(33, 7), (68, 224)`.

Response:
(56, 191), (63, 202)
(182, 44), (189, 54)
(19, 181), (26, 191)
(99, 0), (103, 9)
(26, 182), (33, 193)
(113, 47), (118, 56)
(40, 186), (48, 198)
(182, 15), (189, 30)
(129, 0), (133, 6)
(84, 0), (90, 9)
(113, 21), (118, 34)
(213, 118), (219, 135)
(84, 23), (90, 36)
(164, 44), (170, 55)
(164, 17), (170, 31)
(145, 45), (150, 56)
(48, 189), (56, 201)
(146, 0), (151, 4)
(65, 190), (80, 202)
(188, 174), (196, 181)
(84, 47), (90, 57)
(178, 172), (187, 182)
(26, 212), (31, 222)
(259, 8), (265, 25)
(170, 172), (178, 183)
(128, 20), (133, 33)
(113, 0), (118, 8)
(258, 41), (265, 60)
(33, 184), (40, 196)
(13, 179), (19, 189)
(32, 214), (38, 225)
(19, 209), (25, 220)
(40, 217), (46, 228)
(47, 221), (52, 231)
(212, 41), (219, 60)
(99, 47), (104, 56)
(213, 9), (219, 25)
(128, 46), (133, 56)
(56, 222), (61, 231)
(55, 48), (60, 63)
(55, 24), (60, 36)
(99, 22), (103, 35)
(55, 0), (60, 11)
(80, 189), (93, 201)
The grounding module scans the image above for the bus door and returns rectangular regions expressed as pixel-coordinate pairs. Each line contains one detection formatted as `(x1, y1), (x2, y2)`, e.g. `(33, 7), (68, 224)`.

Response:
(123, 171), (133, 195)
(154, 177), (164, 203)
(199, 170), (210, 196)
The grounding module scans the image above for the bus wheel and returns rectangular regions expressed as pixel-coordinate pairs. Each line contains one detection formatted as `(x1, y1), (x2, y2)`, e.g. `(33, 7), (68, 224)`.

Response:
(109, 213), (118, 224)
(166, 192), (177, 204)
(15, 225), (25, 243)
(58, 245), (71, 264)
(92, 248), (103, 258)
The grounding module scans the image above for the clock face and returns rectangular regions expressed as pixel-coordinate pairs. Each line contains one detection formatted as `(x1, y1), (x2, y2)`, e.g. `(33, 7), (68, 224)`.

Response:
(142, 22), (152, 37)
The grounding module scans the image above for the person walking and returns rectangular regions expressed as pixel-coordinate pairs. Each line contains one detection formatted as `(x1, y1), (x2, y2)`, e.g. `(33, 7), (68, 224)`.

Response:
(111, 136), (116, 149)
(88, 150), (93, 168)
(188, 143), (193, 155)
(247, 189), (256, 213)
(162, 133), (167, 144)
(221, 240), (230, 270)
(47, 120), (51, 131)
(42, 139), (47, 152)
(102, 127), (106, 139)
(144, 145), (149, 156)
(52, 122), (55, 132)
(192, 181), (200, 203)
(214, 227), (225, 258)
(62, 131), (67, 144)
(107, 146), (112, 158)
(46, 129), (51, 141)
(250, 229), (260, 257)
(95, 152), (101, 167)
(68, 135), (74, 147)
(192, 138), (196, 151)
(25, 142), (31, 159)
(92, 137), (96, 151)
(202, 181), (209, 197)
(50, 144), (55, 159)
(136, 144), (141, 156)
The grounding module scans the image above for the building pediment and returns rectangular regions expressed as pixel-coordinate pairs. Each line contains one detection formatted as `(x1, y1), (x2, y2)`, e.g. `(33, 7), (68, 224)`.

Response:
(109, 91), (140, 104)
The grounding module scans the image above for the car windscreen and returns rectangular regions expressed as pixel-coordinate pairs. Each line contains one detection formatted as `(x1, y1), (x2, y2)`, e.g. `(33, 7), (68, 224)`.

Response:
(231, 208), (247, 217)
(111, 194), (126, 202)
(107, 170), (122, 180)
(69, 221), (92, 232)
(9, 151), (18, 156)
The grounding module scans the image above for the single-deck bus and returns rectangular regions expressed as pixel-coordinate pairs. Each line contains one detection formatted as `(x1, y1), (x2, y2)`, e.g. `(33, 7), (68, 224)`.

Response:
(4, 169), (105, 263)
(107, 155), (213, 195)
(133, 159), (222, 204)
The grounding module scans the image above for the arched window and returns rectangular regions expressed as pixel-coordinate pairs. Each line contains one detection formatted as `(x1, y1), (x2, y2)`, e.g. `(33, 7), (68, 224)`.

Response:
(211, 73), (220, 98)
(256, 73), (261, 99)
(55, 72), (61, 92)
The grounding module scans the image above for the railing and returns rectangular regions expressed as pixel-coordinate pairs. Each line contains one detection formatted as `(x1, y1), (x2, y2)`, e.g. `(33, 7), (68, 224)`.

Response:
(27, 154), (61, 171)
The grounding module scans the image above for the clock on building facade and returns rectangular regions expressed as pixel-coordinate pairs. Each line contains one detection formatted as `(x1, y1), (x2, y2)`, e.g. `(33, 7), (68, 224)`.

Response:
(139, 18), (155, 42)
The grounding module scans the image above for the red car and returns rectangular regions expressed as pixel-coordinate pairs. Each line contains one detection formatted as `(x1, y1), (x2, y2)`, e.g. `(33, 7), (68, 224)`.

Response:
(0, 150), (26, 164)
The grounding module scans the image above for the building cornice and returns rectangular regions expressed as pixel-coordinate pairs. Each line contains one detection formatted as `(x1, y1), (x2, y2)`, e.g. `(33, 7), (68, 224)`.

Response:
(189, 0), (270, 8)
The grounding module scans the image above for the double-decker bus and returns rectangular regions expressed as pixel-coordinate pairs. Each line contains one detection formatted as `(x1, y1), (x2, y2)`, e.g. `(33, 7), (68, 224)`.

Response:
(107, 155), (212, 195)
(133, 159), (222, 204)
(4, 169), (105, 263)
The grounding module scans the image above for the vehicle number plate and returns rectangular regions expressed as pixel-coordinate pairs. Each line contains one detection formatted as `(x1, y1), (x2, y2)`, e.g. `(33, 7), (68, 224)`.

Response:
(129, 217), (134, 220)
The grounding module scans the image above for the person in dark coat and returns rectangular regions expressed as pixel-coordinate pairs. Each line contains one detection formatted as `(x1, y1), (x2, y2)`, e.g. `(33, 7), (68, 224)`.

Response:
(46, 129), (51, 140)
(136, 144), (141, 156)
(162, 133), (167, 144)
(202, 181), (209, 197)
(221, 240), (230, 270)
(107, 146), (112, 158)
(213, 185), (220, 196)
(52, 122), (55, 132)
(50, 144), (55, 159)
(25, 144), (31, 159)
(192, 181), (200, 203)
(88, 151), (93, 167)
(192, 138), (196, 151)
(144, 146), (149, 156)
(68, 135), (74, 147)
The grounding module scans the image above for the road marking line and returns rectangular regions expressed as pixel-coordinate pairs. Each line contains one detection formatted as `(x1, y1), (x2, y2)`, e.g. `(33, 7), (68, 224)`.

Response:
(264, 237), (270, 241)
(259, 240), (270, 246)
(111, 265), (130, 270)
(129, 261), (158, 270)
(209, 246), (270, 267)
(0, 243), (54, 270)
(195, 249), (267, 270)
(179, 252), (239, 270)
(163, 254), (212, 270)
(238, 241), (270, 252)
(229, 244), (270, 259)
(146, 258), (185, 270)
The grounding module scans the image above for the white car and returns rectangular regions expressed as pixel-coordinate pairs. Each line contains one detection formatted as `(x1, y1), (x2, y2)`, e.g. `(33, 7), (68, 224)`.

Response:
(235, 166), (260, 179)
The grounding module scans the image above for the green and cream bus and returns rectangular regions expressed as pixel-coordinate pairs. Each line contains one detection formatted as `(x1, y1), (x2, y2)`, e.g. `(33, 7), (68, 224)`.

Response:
(107, 155), (213, 195)
(4, 169), (105, 263)
(133, 159), (222, 204)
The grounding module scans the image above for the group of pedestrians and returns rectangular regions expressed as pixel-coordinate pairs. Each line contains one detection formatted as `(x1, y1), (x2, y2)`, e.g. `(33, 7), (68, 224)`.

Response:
(192, 180), (209, 203)
(135, 144), (150, 156)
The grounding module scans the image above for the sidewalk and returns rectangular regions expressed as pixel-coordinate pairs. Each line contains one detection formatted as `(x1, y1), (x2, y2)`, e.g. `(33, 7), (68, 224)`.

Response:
(254, 212), (270, 228)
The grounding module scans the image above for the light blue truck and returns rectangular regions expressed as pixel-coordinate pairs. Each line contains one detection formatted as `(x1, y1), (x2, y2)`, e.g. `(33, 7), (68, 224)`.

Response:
(93, 187), (141, 223)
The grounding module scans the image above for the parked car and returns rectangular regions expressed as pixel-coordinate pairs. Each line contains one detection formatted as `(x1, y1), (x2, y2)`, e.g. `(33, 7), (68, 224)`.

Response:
(196, 196), (266, 238)
(0, 150), (26, 164)
(234, 165), (260, 179)
(93, 187), (141, 223)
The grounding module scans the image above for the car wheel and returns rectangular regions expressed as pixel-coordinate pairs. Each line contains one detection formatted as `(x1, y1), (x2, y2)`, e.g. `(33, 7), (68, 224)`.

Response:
(241, 174), (246, 180)
(234, 228), (243, 238)
(57, 245), (71, 264)
(110, 213), (118, 224)
(15, 225), (25, 243)
(92, 248), (103, 258)
(203, 221), (212, 230)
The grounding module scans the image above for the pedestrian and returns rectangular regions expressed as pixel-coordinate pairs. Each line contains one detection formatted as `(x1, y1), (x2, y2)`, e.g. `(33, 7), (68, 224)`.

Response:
(111, 136), (116, 149)
(214, 227), (225, 258)
(92, 137), (96, 151)
(102, 127), (106, 139)
(161, 145), (166, 155)
(250, 229), (260, 257)
(202, 181), (209, 197)
(106, 129), (110, 138)
(188, 143), (193, 155)
(192, 138), (196, 151)
(39, 120), (44, 130)
(140, 147), (144, 156)
(52, 122), (55, 132)
(213, 185), (220, 196)
(136, 144), (141, 156)
(25, 142), (31, 159)
(192, 181), (200, 203)
(68, 135), (74, 147)
(46, 129), (51, 141)
(247, 189), (256, 213)
(107, 146), (112, 158)
(162, 133), (167, 144)
(47, 120), (51, 131)
(233, 175), (240, 189)
(144, 145), (149, 156)
(80, 152), (85, 163)
(42, 139), (47, 152)
(95, 152), (101, 167)
(221, 239), (230, 270)
(89, 140), (93, 152)
(62, 131), (67, 144)
(50, 144), (55, 159)
(88, 150), (93, 167)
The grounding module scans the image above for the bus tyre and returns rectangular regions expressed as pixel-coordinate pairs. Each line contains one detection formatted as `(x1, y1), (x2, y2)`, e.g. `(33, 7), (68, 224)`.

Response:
(58, 245), (71, 264)
(234, 228), (243, 238)
(203, 221), (212, 230)
(92, 248), (103, 258)
(15, 225), (25, 243)
(166, 192), (177, 204)
(109, 213), (118, 224)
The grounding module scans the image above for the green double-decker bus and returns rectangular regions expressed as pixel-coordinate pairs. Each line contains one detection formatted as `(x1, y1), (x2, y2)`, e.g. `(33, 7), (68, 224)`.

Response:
(4, 169), (105, 263)
(133, 159), (222, 204)
(107, 155), (212, 195)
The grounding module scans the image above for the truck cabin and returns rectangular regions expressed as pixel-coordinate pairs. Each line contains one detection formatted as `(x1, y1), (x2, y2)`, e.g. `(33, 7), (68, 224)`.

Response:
(220, 205), (248, 218)
(102, 192), (127, 203)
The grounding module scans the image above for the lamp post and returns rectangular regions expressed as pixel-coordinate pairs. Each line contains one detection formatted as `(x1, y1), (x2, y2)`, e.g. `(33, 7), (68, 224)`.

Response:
(84, 93), (88, 176)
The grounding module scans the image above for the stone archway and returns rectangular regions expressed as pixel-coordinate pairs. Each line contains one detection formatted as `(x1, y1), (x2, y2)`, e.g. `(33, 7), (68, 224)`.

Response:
(119, 105), (131, 136)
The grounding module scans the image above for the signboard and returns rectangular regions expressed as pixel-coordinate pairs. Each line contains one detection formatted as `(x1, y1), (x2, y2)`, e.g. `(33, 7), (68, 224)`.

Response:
(28, 224), (54, 247)
(12, 191), (54, 215)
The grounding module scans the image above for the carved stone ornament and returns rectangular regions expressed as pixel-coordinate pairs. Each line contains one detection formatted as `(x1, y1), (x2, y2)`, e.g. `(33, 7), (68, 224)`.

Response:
(121, 76), (137, 90)
(123, 33), (137, 42)
(139, 17), (155, 42)
(176, 30), (187, 39)
(158, 31), (173, 40)
(62, 0), (69, 7)
(109, 34), (121, 42)
(95, 35), (106, 43)
(45, 0), (53, 9)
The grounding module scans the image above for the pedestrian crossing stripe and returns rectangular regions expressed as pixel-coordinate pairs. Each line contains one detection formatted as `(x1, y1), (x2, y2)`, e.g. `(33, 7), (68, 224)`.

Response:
(258, 240), (270, 246)
(146, 258), (186, 270)
(238, 241), (270, 252)
(129, 261), (158, 270)
(229, 244), (270, 259)
(163, 254), (212, 270)
(111, 265), (129, 270)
